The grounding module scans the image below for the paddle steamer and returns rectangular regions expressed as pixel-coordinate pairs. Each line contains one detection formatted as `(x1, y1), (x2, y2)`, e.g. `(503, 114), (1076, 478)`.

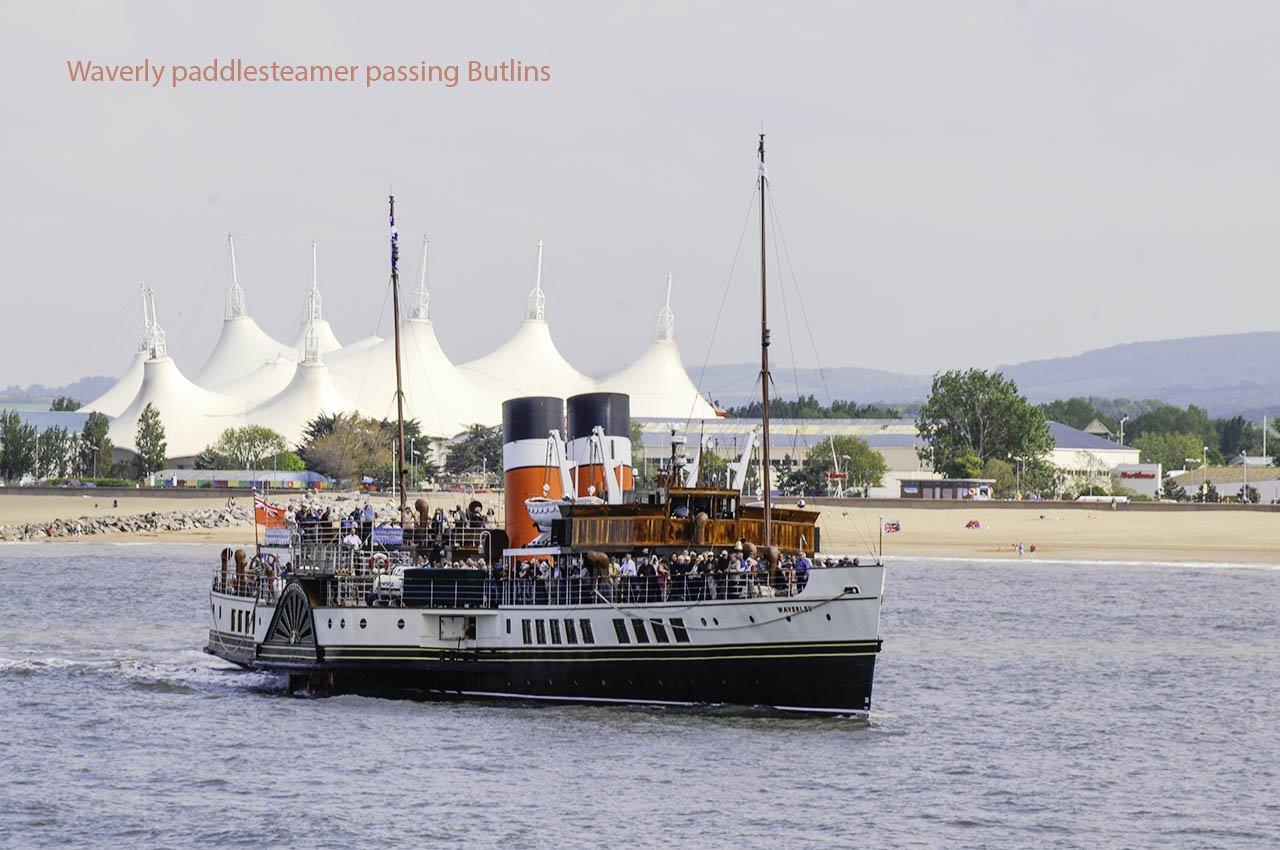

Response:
(204, 137), (886, 714)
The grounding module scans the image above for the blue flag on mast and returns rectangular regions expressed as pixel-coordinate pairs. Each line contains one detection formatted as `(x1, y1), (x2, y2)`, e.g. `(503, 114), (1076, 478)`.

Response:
(389, 197), (399, 274)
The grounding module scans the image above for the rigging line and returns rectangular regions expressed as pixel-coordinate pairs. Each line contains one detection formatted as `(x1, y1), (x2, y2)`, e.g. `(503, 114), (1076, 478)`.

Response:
(767, 191), (833, 406)
(768, 196), (811, 460)
(351, 276), (393, 411)
(684, 183), (760, 429)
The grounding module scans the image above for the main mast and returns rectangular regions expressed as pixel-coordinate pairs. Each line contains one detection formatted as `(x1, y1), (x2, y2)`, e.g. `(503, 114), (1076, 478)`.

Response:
(389, 195), (408, 521)
(758, 133), (772, 547)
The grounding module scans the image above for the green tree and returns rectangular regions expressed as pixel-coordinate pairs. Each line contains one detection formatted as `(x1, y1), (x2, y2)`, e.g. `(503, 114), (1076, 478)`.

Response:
(50, 396), (82, 412)
(982, 457), (1017, 497)
(1126, 404), (1217, 452)
(196, 426), (289, 469)
(783, 436), (886, 495)
(1238, 484), (1260, 504)
(133, 403), (167, 480)
(297, 413), (388, 484)
(445, 424), (502, 479)
(1131, 431), (1205, 472)
(79, 411), (113, 477)
(723, 395), (900, 419)
(275, 451), (306, 472)
(916, 369), (1053, 477)
(0, 410), (37, 482)
(1216, 415), (1262, 459)
(36, 425), (76, 479)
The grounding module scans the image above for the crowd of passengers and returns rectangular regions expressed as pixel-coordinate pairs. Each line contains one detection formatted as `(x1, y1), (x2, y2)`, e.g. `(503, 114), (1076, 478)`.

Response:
(402, 548), (865, 604)
(290, 501), (496, 546)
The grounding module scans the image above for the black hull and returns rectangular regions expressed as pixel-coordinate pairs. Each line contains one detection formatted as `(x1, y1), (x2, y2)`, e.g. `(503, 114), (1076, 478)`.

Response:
(253, 641), (880, 715)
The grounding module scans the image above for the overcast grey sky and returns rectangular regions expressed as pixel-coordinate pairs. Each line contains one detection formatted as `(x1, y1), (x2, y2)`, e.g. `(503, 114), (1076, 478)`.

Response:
(3, 1), (1279, 388)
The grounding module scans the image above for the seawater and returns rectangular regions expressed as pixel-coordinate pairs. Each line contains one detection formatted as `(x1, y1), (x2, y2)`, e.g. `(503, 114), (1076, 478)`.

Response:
(1, 544), (1276, 849)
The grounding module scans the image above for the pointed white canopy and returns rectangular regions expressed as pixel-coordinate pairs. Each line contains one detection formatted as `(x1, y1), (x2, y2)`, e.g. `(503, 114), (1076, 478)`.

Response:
(248, 362), (354, 445)
(82, 283), (159, 417)
(338, 334), (383, 354)
(328, 317), (499, 436)
(209, 353), (298, 404)
(603, 275), (719, 420)
(289, 242), (343, 355)
(107, 356), (247, 458)
(461, 240), (594, 399)
(194, 235), (293, 389)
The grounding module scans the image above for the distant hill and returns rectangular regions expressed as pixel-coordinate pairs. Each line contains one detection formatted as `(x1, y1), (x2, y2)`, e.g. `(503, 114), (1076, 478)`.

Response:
(700, 331), (1280, 416)
(696, 363), (932, 409)
(996, 332), (1280, 416)
(0, 375), (113, 406)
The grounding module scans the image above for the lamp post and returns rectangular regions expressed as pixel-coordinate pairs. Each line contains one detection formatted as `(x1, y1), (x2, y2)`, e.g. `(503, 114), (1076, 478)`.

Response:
(1240, 451), (1249, 502)
(1119, 414), (1129, 446)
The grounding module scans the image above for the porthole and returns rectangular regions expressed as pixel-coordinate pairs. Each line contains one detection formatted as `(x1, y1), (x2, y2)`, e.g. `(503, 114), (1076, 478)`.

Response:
(712, 618), (719, 626)
(359, 618), (367, 629)
(825, 613), (831, 621)
(749, 616), (755, 623)
(328, 618), (332, 629)
(785, 616), (791, 622)
(700, 618), (707, 626)
(340, 618), (346, 629)
(397, 619), (405, 630)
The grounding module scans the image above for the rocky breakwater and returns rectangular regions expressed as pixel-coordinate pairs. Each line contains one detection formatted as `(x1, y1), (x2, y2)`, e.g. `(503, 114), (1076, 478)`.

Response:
(0, 506), (253, 541)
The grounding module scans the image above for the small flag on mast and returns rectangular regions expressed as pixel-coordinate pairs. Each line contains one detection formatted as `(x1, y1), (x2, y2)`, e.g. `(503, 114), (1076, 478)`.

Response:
(758, 161), (770, 184)
(389, 198), (399, 274)
(882, 519), (901, 534)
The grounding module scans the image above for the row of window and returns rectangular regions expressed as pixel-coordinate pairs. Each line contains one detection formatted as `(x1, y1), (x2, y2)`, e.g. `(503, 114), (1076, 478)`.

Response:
(511, 617), (595, 646)
(230, 608), (255, 635)
(510, 616), (691, 646)
(613, 617), (690, 645)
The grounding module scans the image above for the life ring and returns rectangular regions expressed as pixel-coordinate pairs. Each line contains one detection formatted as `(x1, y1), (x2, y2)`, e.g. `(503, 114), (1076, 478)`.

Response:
(369, 552), (390, 573)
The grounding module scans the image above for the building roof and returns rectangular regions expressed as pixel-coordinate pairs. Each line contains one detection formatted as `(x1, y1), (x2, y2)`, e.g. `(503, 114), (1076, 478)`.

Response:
(209, 354), (298, 403)
(1048, 421), (1131, 451)
(1169, 466), (1280, 485)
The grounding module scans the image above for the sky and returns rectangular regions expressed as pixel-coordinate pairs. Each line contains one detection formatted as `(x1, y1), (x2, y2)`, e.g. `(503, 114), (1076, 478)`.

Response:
(3, 1), (1279, 388)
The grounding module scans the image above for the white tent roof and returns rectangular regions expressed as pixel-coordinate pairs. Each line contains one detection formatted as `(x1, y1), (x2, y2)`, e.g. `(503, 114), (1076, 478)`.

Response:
(462, 320), (595, 400)
(82, 349), (147, 417)
(339, 334), (382, 354)
(83, 283), (163, 417)
(327, 318), (499, 436)
(195, 315), (294, 389)
(195, 235), (294, 388)
(291, 318), (342, 356)
(107, 356), (247, 458)
(459, 240), (593, 400)
(247, 362), (355, 445)
(602, 275), (719, 420)
(288, 242), (344, 356)
(209, 353), (298, 404)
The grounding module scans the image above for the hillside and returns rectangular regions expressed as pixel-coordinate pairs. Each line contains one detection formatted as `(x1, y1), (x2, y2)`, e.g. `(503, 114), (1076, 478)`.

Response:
(700, 332), (1280, 416)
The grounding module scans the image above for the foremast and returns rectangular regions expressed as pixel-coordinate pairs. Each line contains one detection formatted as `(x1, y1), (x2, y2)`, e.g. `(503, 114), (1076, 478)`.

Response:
(388, 195), (409, 521)
(758, 133), (772, 547)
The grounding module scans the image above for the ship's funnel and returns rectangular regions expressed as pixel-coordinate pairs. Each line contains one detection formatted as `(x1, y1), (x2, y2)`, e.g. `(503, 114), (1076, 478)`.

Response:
(502, 396), (566, 548)
(566, 392), (633, 499)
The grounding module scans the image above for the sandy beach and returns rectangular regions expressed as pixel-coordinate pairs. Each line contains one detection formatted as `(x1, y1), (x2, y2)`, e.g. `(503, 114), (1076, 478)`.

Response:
(1, 491), (1276, 564)
(820, 505), (1280, 565)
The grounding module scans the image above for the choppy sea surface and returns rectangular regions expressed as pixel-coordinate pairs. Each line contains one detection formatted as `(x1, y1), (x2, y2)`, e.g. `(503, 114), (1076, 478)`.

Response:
(1, 544), (1276, 849)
